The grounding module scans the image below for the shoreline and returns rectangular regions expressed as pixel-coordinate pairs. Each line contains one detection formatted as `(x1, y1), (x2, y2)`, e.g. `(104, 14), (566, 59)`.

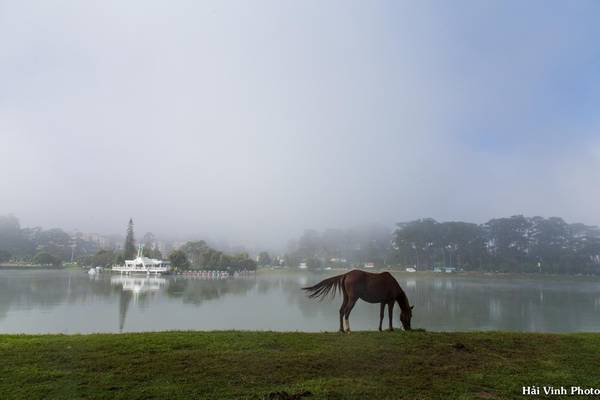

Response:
(256, 267), (600, 280)
(3, 265), (600, 281)
(0, 264), (64, 270)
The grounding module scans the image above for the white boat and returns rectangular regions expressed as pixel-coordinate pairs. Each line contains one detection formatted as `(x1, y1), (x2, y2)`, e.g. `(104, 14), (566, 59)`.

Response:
(112, 245), (171, 275)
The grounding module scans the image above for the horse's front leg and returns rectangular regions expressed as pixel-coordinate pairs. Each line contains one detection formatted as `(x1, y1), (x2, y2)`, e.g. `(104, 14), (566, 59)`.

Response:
(378, 303), (385, 331)
(387, 301), (394, 331)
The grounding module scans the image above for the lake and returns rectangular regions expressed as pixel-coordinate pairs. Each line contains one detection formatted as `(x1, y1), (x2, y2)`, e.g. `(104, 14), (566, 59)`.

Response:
(1, 269), (600, 334)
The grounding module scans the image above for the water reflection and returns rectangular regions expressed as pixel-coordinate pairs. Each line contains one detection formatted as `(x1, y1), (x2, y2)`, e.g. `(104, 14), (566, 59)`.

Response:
(110, 276), (168, 332)
(111, 275), (168, 294)
(1, 270), (600, 333)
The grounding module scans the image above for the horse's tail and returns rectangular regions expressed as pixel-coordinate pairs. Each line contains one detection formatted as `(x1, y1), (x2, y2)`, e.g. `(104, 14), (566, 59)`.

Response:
(302, 273), (346, 301)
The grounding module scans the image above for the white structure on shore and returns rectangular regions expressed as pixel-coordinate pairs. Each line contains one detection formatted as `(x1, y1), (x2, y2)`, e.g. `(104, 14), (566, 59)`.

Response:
(112, 245), (171, 275)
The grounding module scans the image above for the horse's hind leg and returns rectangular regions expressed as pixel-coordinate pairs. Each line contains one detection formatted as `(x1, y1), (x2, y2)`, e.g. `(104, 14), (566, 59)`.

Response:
(344, 297), (358, 333)
(339, 290), (348, 332)
(378, 302), (385, 331)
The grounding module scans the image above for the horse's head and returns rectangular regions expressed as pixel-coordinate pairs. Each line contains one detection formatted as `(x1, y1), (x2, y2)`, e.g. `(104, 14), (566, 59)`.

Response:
(400, 305), (414, 331)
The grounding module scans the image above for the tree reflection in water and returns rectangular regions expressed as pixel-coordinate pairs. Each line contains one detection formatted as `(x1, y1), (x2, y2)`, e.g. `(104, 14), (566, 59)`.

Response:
(112, 274), (259, 330)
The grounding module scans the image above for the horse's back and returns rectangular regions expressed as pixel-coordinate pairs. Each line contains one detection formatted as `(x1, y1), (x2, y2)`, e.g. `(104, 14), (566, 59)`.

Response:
(344, 269), (401, 303)
(346, 269), (391, 277)
(345, 269), (396, 282)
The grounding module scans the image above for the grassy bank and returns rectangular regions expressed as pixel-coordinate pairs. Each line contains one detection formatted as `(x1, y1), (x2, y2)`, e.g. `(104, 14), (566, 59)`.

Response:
(1, 331), (599, 399)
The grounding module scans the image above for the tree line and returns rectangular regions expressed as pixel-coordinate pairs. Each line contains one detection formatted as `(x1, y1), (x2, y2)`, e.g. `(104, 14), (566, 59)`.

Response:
(169, 240), (256, 271)
(281, 216), (600, 275)
(0, 214), (96, 266)
(86, 220), (257, 272)
(4, 213), (600, 274)
(0, 216), (256, 271)
(393, 216), (600, 274)
(283, 225), (393, 269)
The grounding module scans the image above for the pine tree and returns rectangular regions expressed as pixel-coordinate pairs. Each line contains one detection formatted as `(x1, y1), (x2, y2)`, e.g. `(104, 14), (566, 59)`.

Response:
(123, 218), (136, 260)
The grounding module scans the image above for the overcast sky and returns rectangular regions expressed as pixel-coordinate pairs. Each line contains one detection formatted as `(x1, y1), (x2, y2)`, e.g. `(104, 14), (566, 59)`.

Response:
(2, 0), (600, 248)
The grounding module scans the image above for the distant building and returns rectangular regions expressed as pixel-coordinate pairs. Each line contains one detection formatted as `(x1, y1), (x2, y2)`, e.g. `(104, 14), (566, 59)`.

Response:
(364, 262), (375, 269)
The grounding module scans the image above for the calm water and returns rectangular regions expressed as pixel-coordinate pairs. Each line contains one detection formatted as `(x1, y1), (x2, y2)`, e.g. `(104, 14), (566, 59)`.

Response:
(1, 269), (600, 334)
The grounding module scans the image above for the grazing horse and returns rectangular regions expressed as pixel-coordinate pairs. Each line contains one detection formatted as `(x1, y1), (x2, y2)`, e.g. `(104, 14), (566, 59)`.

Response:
(303, 269), (413, 332)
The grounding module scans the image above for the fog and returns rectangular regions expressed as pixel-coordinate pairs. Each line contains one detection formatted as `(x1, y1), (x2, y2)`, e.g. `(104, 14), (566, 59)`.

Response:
(2, 1), (600, 249)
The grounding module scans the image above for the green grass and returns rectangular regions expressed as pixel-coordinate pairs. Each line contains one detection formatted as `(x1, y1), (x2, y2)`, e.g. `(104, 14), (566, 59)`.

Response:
(1, 331), (599, 399)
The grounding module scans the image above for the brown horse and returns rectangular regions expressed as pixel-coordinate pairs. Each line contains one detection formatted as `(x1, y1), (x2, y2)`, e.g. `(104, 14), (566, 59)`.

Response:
(303, 269), (413, 332)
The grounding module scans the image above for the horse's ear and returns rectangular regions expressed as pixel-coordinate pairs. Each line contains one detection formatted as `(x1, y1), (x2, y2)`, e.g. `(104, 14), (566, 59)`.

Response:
(410, 305), (414, 310)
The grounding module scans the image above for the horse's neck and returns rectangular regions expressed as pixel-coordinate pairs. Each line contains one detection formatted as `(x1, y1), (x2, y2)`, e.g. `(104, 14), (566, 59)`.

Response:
(396, 288), (410, 311)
